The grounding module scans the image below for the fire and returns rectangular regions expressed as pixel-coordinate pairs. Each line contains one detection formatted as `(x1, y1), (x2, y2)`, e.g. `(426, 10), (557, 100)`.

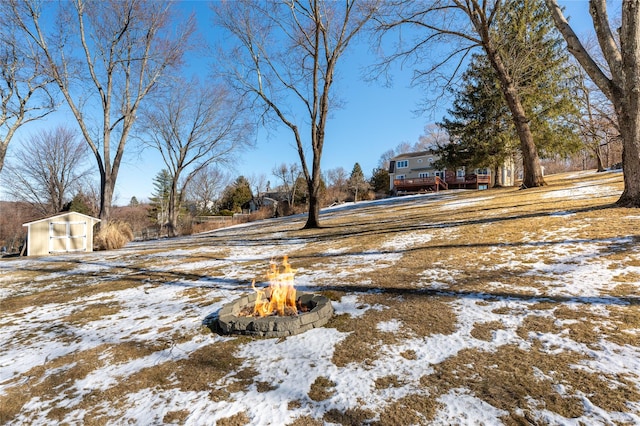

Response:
(251, 255), (297, 317)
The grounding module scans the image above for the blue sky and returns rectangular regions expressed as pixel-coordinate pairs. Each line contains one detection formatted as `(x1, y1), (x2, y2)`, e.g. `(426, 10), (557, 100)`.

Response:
(2, 1), (595, 205)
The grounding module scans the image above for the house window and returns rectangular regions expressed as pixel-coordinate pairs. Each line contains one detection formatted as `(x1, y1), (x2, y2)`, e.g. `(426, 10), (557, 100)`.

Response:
(396, 174), (405, 180)
(477, 168), (489, 175)
(419, 172), (429, 178)
(434, 171), (444, 178)
(428, 158), (434, 164)
(457, 168), (465, 178)
(396, 160), (409, 168)
(417, 159), (423, 163)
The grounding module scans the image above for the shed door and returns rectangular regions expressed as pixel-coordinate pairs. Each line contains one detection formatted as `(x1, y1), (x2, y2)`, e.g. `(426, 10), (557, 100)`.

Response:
(49, 221), (88, 253)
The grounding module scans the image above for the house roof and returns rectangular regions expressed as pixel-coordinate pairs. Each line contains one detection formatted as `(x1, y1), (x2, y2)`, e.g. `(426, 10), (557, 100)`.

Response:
(23, 211), (101, 227)
(391, 150), (437, 160)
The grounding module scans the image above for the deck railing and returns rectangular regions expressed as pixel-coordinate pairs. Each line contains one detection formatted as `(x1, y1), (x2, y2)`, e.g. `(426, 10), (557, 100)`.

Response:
(394, 174), (489, 191)
(393, 176), (448, 190)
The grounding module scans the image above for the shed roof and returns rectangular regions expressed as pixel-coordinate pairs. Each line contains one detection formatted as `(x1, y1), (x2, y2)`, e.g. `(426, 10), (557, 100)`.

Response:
(23, 212), (101, 227)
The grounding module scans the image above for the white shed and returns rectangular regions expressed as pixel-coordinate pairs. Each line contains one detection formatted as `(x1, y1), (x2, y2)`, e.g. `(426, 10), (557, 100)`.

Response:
(22, 212), (101, 256)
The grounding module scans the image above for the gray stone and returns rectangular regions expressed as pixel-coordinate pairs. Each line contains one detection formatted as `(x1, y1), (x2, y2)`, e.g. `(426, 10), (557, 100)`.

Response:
(214, 291), (333, 337)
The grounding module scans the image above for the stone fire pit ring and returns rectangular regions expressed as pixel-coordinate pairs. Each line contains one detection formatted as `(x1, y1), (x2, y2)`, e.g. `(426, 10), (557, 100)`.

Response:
(210, 292), (334, 338)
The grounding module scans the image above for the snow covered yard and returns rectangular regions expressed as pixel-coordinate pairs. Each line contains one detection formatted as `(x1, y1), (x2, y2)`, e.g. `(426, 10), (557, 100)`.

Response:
(2, 170), (640, 425)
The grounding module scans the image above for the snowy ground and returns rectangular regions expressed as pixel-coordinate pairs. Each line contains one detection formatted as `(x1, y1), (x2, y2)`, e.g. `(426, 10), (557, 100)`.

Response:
(1, 170), (640, 425)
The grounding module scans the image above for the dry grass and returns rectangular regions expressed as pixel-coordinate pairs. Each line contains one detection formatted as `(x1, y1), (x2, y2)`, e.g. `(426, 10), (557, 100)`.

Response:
(2, 170), (639, 424)
(94, 220), (134, 250)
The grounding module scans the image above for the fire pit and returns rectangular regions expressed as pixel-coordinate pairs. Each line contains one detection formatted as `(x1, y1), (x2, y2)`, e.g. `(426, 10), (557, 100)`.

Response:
(210, 291), (333, 337)
(205, 256), (333, 337)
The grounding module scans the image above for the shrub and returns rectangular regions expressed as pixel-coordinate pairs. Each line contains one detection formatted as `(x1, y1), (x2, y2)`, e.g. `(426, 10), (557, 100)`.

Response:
(94, 221), (134, 251)
(249, 206), (275, 221)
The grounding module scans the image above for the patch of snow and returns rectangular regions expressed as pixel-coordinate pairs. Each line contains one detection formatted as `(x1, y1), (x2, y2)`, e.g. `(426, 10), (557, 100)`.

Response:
(440, 196), (494, 210)
(381, 231), (432, 251)
(377, 319), (402, 332)
(432, 388), (509, 425)
(542, 180), (620, 199)
(332, 294), (385, 318)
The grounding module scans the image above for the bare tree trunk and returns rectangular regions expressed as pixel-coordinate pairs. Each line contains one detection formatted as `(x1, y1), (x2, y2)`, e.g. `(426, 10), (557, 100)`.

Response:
(100, 174), (113, 224)
(305, 190), (321, 229)
(595, 143), (606, 172)
(615, 0), (640, 206)
(167, 188), (178, 237)
(616, 98), (640, 205)
(305, 138), (324, 229)
(493, 165), (503, 188)
(0, 144), (7, 175)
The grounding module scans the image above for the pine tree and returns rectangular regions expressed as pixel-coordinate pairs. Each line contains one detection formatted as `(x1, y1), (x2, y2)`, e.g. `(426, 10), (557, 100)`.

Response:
(220, 176), (253, 212)
(438, 54), (517, 178)
(370, 167), (390, 194)
(348, 163), (369, 202)
(495, 0), (581, 158)
(149, 170), (172, 230)
(63, 192), (96, 216)
(438, 0), (581, 185)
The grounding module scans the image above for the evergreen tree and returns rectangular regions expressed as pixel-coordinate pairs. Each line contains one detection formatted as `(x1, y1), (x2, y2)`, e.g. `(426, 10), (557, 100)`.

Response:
(370, 167), (390, 194)
(495, 0), (581, 158)
(220, 176), (253, 212)
(149, 170), (172, 229)
(348, 163), (369, 202)
(438, 0), (581, 186)
(129, 196), (139, 207)
(438, 55), (517, 180)
(63, 192), (96, 216)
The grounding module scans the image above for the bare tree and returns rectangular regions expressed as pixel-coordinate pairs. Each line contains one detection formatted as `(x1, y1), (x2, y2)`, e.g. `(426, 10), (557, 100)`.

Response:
(272, 163), (301, 207)
(3, 126), (89, 215)
(573, 66), (619, 172)
(417, 124), (449, 151)
(9, 0), (195, 221)
(247, 173), (269, 210)
(187, 165), (230, 215)
(374, 0), (549, 188)
(545, 0), (640, 207)
(377, 149), (396, 169)
(0, 4), (55, 175)
(141, 79), (251, 237)
(325, 166), (349, 203)
(213, 0), (380, 228)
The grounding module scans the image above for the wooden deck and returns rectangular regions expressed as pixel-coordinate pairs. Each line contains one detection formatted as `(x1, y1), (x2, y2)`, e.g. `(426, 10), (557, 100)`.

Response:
(447, 174), (490, 189)
(393, 174), (490, 193)
(393, 176), (448, 193)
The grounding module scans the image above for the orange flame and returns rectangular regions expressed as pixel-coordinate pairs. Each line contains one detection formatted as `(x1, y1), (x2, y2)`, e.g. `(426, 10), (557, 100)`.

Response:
(252, 255), (297, 317)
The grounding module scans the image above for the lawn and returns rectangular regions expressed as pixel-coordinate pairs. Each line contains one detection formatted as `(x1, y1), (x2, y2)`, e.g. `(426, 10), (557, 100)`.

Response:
(1, 170), (639, 425)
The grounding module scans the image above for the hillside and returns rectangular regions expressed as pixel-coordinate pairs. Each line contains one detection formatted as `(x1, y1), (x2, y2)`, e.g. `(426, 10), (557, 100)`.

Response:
(1, 170), (639, 425)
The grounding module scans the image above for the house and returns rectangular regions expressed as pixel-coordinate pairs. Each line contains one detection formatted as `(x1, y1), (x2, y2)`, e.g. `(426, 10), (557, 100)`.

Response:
(388, 150), (515, 194)
(22, 212), (101, 256)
